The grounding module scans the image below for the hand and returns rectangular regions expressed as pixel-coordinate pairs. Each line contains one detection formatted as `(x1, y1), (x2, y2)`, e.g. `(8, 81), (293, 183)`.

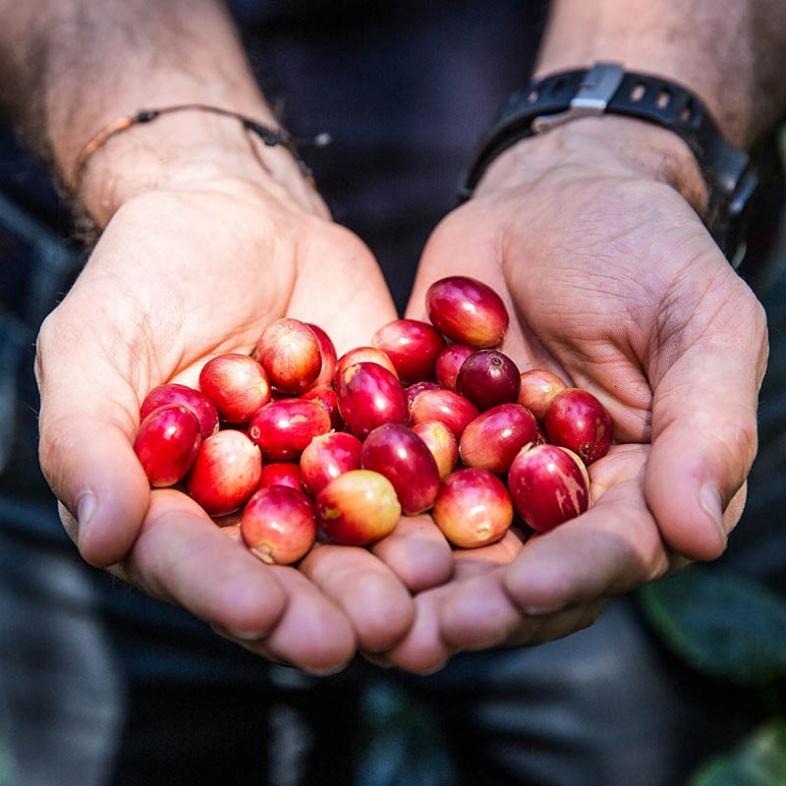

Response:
(36, 154), (452, 673)
(377, 116), (765, 670)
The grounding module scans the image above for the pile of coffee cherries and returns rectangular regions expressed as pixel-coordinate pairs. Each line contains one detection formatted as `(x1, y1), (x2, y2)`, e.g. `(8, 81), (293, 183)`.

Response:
(134, 276), (613, 565)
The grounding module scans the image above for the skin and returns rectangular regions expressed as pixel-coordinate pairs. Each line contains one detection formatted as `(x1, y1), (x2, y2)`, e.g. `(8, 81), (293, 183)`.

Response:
(371, 0), (784, 670)
(5, 0), (452, 675)
(1, 0), (784, 674)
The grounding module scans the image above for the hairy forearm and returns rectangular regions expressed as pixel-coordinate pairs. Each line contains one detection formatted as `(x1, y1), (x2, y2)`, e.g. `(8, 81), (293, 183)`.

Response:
(537, 0), (786, 147)
(0, 0), (310, 222)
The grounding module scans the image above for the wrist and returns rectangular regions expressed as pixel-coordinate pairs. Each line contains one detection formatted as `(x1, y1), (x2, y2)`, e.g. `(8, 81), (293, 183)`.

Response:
(477, 114), (708, 216)
(75, 110), (327, 227)
(533, 1), (759, 148)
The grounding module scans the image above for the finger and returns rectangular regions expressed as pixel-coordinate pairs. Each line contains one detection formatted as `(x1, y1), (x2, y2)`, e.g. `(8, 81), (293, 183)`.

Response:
(118, 490), (288, 639)
(645, 267), (767, 560)
(214, 567), (356, 675)
(290, 223), (398, 353)
(36, 312), (149, 567)
(381, 531), (525, 670)
(382, 586), (455, 674)
(372, 516), (454, 592)
(503, 446), (671, 613)
(452, 528), (526, 579)
(440, 557), (606, 651)
(299, 544), (415, 652)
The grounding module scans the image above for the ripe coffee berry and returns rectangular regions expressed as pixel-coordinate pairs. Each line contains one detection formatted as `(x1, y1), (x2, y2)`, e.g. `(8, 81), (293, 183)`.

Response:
(372, 319), (445, 383)
(258, 462), (305, 492)
(241, 486), (317, 565)
(360, 424), (440, 515)
(316, 470), (401, 546)
(199, 354), (271, 423)
(300, 432), (362, 496)
(544, 388), (613, 464)
(307, 323), (338, 387)
(435, 343), (474, 391)
(456, 350), (521, 411)
(459, 403), (538, 474)
(256, 318), (321, 394)
(337, 362), (408, 439)
(134, 404), (201, 487)
(517, 369), (567, 420)
(248, 399), (331, 460)
(507, 444), (589, 532)
(410, 388), (479, 437)
(335, 346), (399, 382)
(140, 383), (218, 439)
(411, 420), (458, 479)
(186, 430), (262, 516)
(433, 468), (513, 548)
(426, 276), (508, 347)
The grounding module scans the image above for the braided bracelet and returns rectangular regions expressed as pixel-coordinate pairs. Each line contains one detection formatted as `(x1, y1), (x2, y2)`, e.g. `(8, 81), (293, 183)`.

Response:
(72, 103), (331, 194)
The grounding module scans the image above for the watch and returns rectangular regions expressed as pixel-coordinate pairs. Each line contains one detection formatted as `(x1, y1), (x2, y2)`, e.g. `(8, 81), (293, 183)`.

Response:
(459, 63), (766, 267)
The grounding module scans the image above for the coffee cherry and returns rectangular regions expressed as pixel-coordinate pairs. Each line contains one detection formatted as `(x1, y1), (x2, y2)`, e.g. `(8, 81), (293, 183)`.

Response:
(410, 388), (478, 437)
(134, 404), (201, 487)
(306, 323), (337, 388)
(186, 430), (262, 516)
(459, 403), (538, 474)
(518, 369), (567, 420)
(544, 388), (613, 464)
(372, 319), (445, 382)
(248, 399), (331, 460)
(406, 381), (442, 413)
(140, 383), (218, 438)
(199, 353), (271, 423)
(336, 362), (408, 439)
(256, 318), (321, 394)
(335, 346), (399, 382)
(258, 462), (304, 492)
(433, 468), (513, 548)
(316, 470), (401, 546)
(360, 424), (440, 515)
(299, 432), (362, 496)
(456, 350), (520, 411)
(411, 421), (458, 479)
(435, 343), (474, 391)
(426, 276), (508, 347)
(301, 385), (342, 429)
(507, 444), (589, 532)
(241, 486), (316, 565)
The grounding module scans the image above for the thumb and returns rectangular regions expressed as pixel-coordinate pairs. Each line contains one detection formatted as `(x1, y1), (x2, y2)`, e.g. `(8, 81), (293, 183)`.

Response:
(644, 271), (768, 561)
(36, 308), (150, 567)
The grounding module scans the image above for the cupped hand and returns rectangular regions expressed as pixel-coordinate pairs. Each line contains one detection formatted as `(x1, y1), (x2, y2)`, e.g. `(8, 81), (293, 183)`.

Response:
(377, 117), (765, 670)
(35, 168), (452, 673)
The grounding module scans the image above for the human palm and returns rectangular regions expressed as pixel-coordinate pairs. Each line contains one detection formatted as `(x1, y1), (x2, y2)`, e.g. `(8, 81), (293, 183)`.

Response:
(36, 174), (452, 672)
(380, 124), (766, 670)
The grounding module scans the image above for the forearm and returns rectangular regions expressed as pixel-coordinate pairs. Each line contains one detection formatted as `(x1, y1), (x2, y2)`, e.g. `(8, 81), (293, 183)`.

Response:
(536, 0), (786, 148)
(0, 0), (311, 222)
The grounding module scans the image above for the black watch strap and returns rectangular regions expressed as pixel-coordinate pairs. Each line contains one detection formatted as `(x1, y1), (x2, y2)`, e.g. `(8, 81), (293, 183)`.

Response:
(460, 63), (761, 265)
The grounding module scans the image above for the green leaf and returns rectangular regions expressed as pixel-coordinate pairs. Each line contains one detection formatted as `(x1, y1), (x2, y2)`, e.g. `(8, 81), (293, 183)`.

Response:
(690, 720), (786, 786)
(638, 566), (786, 685)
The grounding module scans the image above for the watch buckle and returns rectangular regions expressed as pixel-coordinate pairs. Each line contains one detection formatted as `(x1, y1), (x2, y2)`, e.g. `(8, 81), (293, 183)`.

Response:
(532, 62), (625, 134)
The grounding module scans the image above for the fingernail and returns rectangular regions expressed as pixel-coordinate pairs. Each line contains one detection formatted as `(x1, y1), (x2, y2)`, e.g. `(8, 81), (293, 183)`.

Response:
(76, 492), (97, 535)
(699, 483), (727, 546)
